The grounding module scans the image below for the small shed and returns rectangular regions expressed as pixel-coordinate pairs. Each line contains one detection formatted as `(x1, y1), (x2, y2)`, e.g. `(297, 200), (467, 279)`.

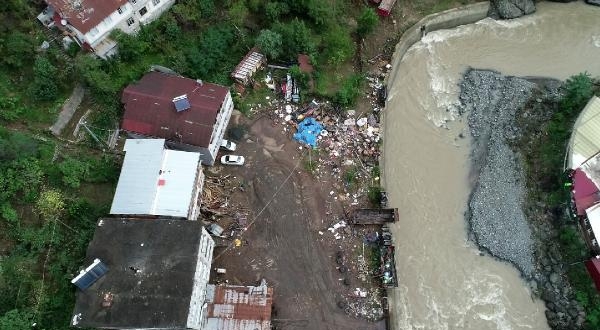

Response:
(231, 48), (266, 85)
(378, 0), (397, 16)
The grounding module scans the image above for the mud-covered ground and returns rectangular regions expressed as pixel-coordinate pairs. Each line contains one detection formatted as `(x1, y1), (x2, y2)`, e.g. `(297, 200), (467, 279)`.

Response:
(207, 114), (386, 330)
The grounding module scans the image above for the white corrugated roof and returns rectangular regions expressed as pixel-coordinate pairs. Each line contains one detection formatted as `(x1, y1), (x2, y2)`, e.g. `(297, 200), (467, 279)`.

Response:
(587, 203), (600, 239)
(568, 96), (600, 169)
(110, 139), (201, 218)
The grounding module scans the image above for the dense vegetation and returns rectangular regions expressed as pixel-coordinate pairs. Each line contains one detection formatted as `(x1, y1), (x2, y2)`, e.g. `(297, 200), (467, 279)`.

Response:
(0, 0), (384, 328)
(521, 73), (600, 329)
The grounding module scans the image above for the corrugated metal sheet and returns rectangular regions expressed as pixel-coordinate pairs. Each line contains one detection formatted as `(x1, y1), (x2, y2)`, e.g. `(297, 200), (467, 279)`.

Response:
(110, 139), (201, 218)
(204, 283), (273, 330)
(121, 72), (229, 148)
(587, 203), (600, 239)
(569, 96), (600, 169)
(231, 49), (265, 85)
(47, 0), (128, 34)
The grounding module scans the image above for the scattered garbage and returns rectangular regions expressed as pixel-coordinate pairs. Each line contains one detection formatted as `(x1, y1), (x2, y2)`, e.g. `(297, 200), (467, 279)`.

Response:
(293, 117), (323, 148)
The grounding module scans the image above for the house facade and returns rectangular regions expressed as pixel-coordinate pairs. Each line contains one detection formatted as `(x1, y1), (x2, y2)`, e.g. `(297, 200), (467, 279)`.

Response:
(110, 139), (205, 220)
(71, 218), (214, 329)
(38, 0), (175, 58)
(121, 72), (234, 166)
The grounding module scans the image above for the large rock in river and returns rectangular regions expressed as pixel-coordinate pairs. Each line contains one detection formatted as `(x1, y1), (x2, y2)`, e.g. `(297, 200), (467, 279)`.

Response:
(488, 0), (536, 19)
(586, 0), (600, 7)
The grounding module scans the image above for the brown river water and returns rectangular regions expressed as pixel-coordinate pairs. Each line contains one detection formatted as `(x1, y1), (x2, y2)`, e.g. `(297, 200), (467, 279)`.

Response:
(384, 2), (600, 329)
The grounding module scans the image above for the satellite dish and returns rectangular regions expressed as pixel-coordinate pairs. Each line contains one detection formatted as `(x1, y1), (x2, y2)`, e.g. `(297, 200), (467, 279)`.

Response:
(61, 19), (67, 26)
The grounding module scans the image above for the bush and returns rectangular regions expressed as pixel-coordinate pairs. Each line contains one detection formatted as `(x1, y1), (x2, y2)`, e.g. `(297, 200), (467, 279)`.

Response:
(58, 157), (91, 189)
(334, 74), (363, 107)
(273, 19), (316, 60)
(322, 26), (355, 66)
(30, 56), (58, 102)
(367, 186), (382, 207)
(357, 8), (378, 37)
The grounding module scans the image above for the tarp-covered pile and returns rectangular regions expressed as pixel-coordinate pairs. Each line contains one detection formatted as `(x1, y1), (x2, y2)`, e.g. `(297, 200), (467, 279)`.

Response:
(293, 117), (323, 148)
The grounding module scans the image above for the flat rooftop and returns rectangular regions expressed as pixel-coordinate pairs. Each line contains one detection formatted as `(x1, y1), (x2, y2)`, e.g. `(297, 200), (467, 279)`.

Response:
(72, 218), (204, 329)
(110, 139), (201, 218)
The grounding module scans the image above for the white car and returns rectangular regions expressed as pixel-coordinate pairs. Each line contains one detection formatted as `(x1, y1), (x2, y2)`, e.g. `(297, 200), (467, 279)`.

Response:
(220, 139), (237, 152)
(220, 155), (245, 166)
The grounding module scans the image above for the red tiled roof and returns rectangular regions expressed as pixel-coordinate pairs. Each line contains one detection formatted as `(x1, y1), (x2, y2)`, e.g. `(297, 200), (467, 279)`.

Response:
(574, 168), (600, 215)
(586, 257), (600, 292)
(121, 72), (229, 148)
(47, 0), (128, 34)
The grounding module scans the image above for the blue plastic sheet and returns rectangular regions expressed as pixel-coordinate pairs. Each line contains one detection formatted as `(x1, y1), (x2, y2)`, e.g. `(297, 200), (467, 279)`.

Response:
(293, 117), (323, 148)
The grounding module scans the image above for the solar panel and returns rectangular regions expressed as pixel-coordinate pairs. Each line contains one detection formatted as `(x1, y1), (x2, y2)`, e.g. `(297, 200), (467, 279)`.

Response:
(173, 95), (191, 112)
(71, 259), (109, 290)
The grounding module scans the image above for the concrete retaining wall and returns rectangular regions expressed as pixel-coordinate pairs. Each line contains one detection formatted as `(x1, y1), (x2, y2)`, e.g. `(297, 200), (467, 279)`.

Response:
(386, 2), (490, 87)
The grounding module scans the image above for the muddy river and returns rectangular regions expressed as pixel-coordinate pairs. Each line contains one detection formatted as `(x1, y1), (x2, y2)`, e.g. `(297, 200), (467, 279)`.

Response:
(384, 2), (600, 329)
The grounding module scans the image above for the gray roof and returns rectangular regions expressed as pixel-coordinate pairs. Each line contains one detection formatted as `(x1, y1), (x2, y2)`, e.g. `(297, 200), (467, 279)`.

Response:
(72, 218), (205, 329)
(110, 139), (201, 218)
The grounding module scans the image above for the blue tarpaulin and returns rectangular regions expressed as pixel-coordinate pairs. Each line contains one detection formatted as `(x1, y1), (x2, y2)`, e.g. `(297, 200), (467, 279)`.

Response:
(293, 117), (323, 148)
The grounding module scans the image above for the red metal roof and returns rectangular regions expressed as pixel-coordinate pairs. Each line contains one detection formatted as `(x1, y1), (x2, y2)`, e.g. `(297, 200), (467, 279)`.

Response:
(47, 0), (128, 34)
(121, 72), (229, 148)
(574, 168), (600, 215)
(586, 257), (600, 292)
(206, 284), (273, 330)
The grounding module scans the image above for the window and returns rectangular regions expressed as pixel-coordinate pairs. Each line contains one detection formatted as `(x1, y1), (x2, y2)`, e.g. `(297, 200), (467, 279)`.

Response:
(139, 6), (147, 16)
(117, 6), (123, 14)
(152, 0), (160, 5)
(126, 17), (134, 26)
(130, 0), (137, 4)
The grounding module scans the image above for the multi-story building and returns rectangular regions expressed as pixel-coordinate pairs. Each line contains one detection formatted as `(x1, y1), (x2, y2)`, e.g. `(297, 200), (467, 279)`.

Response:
(37, 0), (175, 58)
(121, 72), (234, 166)
(109, 139), (205, 220)
(71, 218), (214, 329)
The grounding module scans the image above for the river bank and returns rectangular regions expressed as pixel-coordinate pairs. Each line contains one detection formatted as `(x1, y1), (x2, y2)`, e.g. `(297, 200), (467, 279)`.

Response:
(383, 1), (600, 329)
(459, 69), (585, 329)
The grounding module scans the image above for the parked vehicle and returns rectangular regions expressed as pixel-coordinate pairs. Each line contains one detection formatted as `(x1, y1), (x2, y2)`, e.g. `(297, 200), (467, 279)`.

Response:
(220, 155), (245, 166)
(205, 223), (224, 237)
(220, 139), (237, 152)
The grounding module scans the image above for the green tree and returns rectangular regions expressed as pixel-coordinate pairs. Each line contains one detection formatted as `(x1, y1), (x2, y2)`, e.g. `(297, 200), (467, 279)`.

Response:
(561, 72), (594, 114)
(256, 29), (283, 60)
(0, 309), (35, 330)
(229, 0), (249, 26)
(0, 31), (34, 70)
(36, 189), (65, 221)
(265, 1), (289, 20)
(357, 8), (378, 37)
(30, 56), (58, 101)
(199, 0), (216, 18)
(273, 19), (316, 60)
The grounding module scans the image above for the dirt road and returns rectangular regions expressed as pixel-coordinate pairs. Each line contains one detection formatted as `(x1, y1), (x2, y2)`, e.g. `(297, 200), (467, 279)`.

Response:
(211, 116), (383, 330)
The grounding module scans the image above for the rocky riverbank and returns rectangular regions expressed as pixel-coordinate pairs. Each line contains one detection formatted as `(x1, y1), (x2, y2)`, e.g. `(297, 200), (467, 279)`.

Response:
(459, 69), (585, 330)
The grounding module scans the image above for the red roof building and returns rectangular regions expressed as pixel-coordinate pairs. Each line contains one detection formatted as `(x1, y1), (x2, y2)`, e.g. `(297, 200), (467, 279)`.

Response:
(39, 0), (176, 58)
(378, 0), (397, 16)
(47, 0), (127, 34)
(121, 72), (234, 166)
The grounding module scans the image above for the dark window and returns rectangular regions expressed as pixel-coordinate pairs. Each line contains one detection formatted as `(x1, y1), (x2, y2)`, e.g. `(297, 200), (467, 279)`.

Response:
(130, 0), (137, 4)
(139, 6), (147, 16)
(117, 6), (123, 14)
(152, 0), (160, 5)
(127, 17), (135, 26)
